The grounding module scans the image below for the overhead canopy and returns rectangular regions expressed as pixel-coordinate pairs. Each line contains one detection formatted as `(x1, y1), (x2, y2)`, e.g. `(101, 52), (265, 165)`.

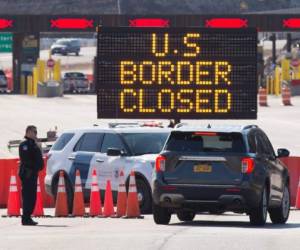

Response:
(0, 0), (298, 15)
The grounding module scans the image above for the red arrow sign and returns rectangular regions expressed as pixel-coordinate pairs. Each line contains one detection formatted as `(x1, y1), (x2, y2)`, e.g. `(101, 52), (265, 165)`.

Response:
(129, 18), (170, 27)
(51, 18), (94, 29)
(0, 19), (13, 29)
(206, 18), (248, 28)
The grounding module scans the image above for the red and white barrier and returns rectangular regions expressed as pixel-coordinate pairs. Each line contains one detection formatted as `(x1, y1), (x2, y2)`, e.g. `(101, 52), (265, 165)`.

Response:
(0, 158), (54, 208)
(0, 157), (300, 208)
(282, 86), (292, 106)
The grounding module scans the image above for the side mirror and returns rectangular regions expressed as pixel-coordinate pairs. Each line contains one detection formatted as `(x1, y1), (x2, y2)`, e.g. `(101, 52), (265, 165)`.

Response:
(107, 148), (122, 156)
(277, 148), (290, 158)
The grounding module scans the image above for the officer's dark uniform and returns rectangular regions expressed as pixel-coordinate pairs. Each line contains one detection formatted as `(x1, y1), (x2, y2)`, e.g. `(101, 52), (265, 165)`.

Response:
(19, 136), (44, 223)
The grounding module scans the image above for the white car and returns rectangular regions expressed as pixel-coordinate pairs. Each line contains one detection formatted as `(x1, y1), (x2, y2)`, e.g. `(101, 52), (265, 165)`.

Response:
(45, 123), (171, 213)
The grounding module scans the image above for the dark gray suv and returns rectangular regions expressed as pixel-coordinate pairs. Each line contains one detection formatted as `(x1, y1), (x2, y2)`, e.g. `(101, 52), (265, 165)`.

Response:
(152, 125), (290, 226)
(51, 39), (80, 56)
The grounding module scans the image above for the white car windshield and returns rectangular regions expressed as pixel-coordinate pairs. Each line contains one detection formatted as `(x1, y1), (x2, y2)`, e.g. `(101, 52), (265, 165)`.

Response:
(121, 133), (169, 156)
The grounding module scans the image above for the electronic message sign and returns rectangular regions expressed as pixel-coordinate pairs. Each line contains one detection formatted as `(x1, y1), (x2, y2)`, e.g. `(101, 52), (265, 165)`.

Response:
(97, 27), (257, 119)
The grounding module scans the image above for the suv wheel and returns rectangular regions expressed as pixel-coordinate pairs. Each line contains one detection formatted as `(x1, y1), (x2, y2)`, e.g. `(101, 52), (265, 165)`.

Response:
(269, 183), (290, 224)
(75, 51), (79, 56)
(249, 186), (268, 226)
(136, 179), (152, 214)
(53, 176), (74, 214)
(177, 211), (195, 222)
(153, 204), (171, 225)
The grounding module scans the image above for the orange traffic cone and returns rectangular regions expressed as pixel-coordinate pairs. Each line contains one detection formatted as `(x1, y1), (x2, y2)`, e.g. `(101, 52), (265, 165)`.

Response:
(7, 169), (21, 216)
(259, 87), (268, 107)
(124, 171), (142, 218)
(116, 170), (127, 217)
(89, 169), (102, 216)
(103, 179), (115, 217)
(72, 170), (85, 217)
(33, 178), (44, 217)
(295, 177), (300, 209)
(55, 171), (69, 217)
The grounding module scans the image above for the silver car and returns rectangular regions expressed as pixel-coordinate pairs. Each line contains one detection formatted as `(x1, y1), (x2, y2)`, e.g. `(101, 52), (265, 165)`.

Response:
(62, 72), (89, 93)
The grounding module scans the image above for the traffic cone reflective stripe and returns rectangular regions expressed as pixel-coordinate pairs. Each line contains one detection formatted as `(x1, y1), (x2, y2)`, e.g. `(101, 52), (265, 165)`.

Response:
(125, 171), (141, 218)
(74, 171), (83, 192)
(33, 178), (44, 216)
(103, 179), (115, 217)
(57, 174), (66, 192)
(72, 170), (85, 217)
(7, 169), (21, 216)
(91, 183), (99, 192)
(9, 176), (18, 192)
(116, 170), (127, 217)
(89, 168), (102, 216)
(55, 171), (69, 217)
(296, 177), (300, 209)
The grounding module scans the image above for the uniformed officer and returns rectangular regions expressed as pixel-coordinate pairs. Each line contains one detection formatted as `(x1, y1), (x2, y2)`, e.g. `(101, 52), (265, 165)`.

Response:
(19, 125), (44, 226)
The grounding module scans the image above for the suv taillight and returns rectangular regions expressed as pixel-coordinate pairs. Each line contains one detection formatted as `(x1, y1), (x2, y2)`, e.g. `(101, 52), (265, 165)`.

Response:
(241, 157), (255, 174)
(155, 155), (166, 172)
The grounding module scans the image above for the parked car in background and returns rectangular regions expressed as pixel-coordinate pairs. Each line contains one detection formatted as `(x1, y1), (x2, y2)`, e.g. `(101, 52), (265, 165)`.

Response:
(0, 70), (8, 93)
(62, 72), (89, 93)
(51, 39), (80, 56)
(152, 124), (290, 226)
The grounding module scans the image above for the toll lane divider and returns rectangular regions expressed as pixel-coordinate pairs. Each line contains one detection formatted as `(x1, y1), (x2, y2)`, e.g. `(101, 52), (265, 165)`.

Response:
(0, 157), (300, 208)
(0, 158), (54, 208)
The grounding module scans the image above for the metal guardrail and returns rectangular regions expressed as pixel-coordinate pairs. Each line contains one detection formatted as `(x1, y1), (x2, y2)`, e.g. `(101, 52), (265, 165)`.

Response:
(7, 138), (56, 155)
(7, 130), (58, 155)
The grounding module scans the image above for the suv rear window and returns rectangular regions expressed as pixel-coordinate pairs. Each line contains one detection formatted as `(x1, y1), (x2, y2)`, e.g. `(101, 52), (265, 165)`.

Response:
(165, 132), (246, 153)
(52, 133), (74, 151)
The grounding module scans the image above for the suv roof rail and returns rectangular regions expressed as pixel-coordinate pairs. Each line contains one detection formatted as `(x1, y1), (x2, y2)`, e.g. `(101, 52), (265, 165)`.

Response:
(109, 121), (164, 128)
(174, 122), (189, 128)
(242, 125), (258, 130)
(108, 122), (140, 128)
(139, 121), (164, 128)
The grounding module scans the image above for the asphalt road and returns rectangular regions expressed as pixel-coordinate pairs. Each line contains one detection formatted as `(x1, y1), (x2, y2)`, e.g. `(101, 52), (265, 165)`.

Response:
(0, 94), (299, 158)
(0, 94), (299, 250)
(0, 209), (299, 250)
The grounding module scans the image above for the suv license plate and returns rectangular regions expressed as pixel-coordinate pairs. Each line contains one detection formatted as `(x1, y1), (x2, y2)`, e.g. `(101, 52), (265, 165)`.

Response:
(193, 164), (212, 173)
